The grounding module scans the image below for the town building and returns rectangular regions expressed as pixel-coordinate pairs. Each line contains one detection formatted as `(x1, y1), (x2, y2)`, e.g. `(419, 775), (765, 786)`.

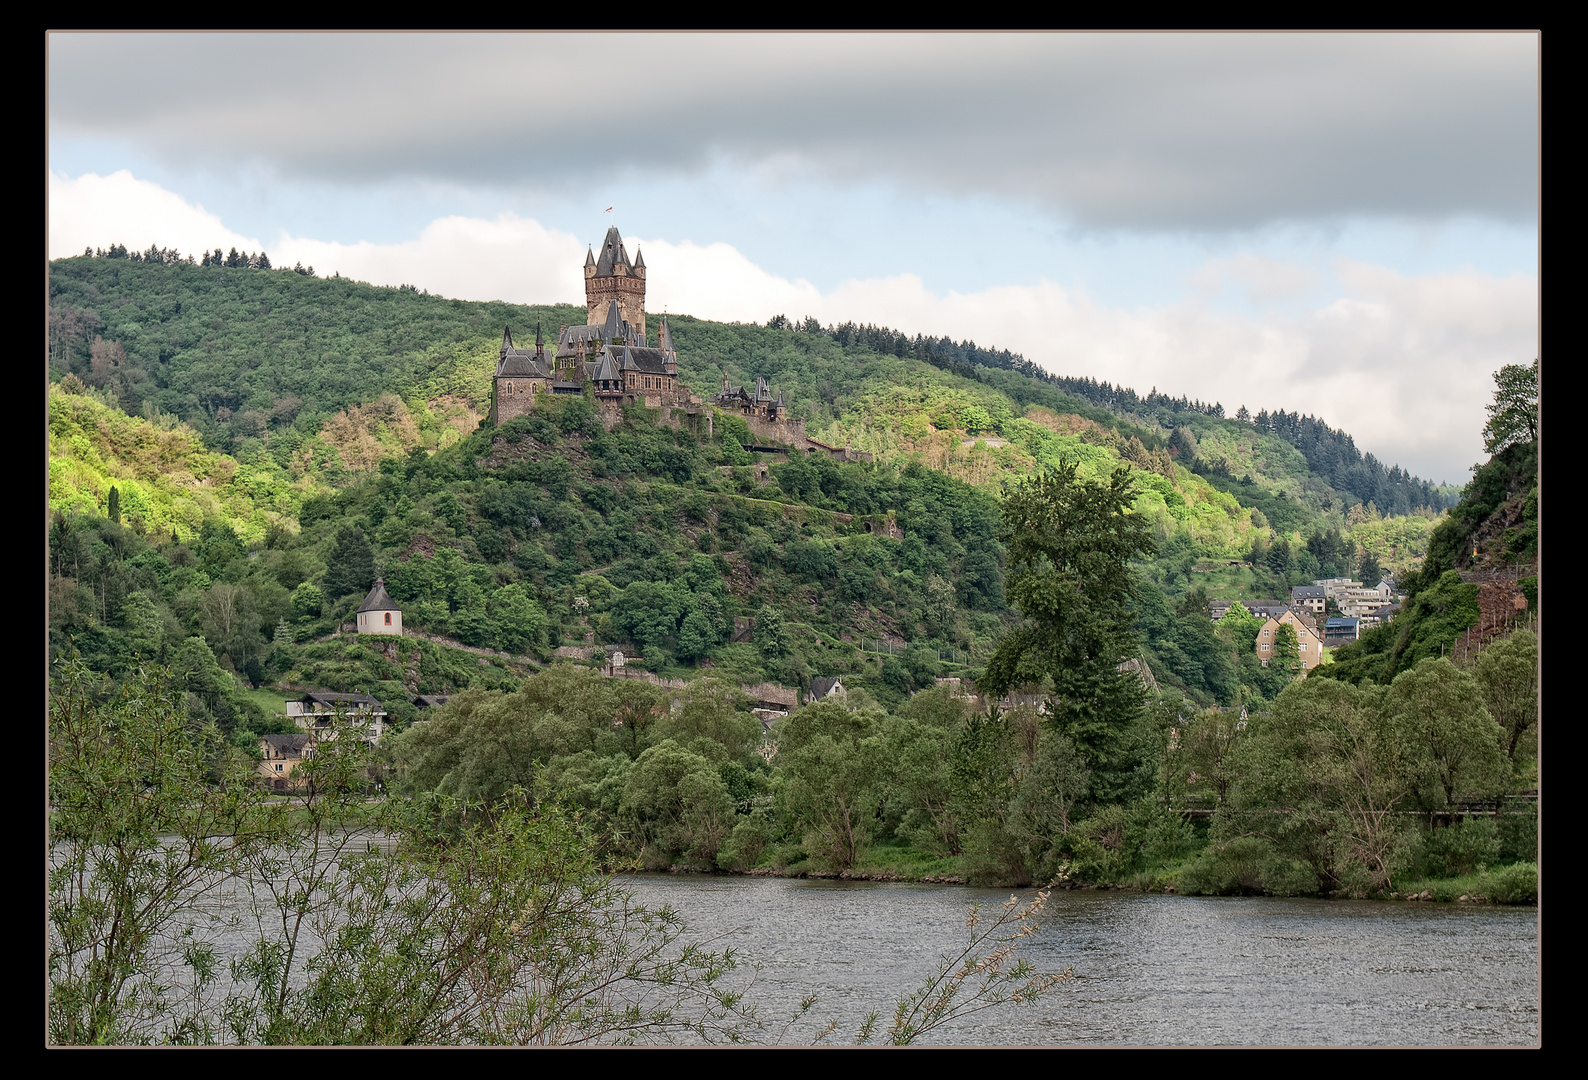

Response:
(1314, 578), (1363, 602)
(1290, 586), (1327, 616)
(1256, 610), (1324, 671)
(356, 578), (402, 636)
(280, 690), (387, 743)
(259, 733), (315, 790)
(1323, 616), (1363, 649)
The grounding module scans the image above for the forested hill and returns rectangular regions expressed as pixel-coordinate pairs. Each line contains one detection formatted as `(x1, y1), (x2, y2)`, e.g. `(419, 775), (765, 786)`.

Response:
(50, 252), (1456, 714)
(50, 253), (1443, 514)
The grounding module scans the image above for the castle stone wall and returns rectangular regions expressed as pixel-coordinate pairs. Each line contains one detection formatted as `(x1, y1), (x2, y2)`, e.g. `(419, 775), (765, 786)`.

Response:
(585, 272), (646, 338)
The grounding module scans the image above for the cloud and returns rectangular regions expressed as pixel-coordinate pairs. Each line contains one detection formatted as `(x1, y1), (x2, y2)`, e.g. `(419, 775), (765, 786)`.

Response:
(48, 171), (1533, 482)
(272, 215), (585, 304)
(47, 169), (260, 257)
(48, 33), (1538, 231)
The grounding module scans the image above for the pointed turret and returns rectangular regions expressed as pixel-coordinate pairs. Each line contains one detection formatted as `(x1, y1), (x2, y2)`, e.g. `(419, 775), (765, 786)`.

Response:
(634, 246), (645, 271)
(659, 315), (675, 354)
(594, 226), (632, 277)
(500, 326), (514, 354)
(535, 323), (544, 358)
(585, 247), (596, 268)
(602, 298), (624, 341)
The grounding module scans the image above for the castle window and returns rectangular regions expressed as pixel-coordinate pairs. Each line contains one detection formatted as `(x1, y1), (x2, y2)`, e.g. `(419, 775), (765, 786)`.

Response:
(384, 612), (392, 626)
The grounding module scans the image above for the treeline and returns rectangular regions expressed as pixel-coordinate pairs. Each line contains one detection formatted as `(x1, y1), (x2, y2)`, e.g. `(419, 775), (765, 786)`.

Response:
(82, 241), (316, 274)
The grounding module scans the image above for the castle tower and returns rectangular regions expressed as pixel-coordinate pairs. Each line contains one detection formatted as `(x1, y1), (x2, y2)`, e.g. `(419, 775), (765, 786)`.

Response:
(584, 226), (647, 340)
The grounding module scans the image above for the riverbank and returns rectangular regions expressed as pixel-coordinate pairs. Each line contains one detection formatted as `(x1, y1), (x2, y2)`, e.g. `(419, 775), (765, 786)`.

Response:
(654, 853), (1539, 905)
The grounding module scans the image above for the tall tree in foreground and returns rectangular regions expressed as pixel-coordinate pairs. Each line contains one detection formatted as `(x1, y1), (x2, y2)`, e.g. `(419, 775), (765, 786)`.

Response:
(979, 462), (1154, 781)
(1482, 359), (1539, 456)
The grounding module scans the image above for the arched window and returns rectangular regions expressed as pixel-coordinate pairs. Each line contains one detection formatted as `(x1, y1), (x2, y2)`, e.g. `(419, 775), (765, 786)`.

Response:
(384, 612), (392, 626)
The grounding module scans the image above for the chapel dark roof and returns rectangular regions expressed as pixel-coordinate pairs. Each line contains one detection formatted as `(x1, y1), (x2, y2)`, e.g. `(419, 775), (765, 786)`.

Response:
(357, 579), (399, 613)
(497, 352), (553, 378)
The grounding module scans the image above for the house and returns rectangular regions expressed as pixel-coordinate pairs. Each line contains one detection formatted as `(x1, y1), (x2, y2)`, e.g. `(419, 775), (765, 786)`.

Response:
(356, 578), (402, 636)
(1323, 617), (1362, 649)
(280, 690), (387, 742)
(259, 733), (315, 790)
(1314, 578), (1363, 602)
(1209, 599), (1235, 622)
(744, 682), (799, 729)
(808, 676), (847, 702)
(1290, 586), (1327, 616)
(1255, 610), (1324, 671)
(412, 694), (450, 710)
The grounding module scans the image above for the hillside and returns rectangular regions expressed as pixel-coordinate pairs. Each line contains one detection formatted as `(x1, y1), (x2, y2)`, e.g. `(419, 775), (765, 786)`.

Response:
(48, 253), (1459, 713)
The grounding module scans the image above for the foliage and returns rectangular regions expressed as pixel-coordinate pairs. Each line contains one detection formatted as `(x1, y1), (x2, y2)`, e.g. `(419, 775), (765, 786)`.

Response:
(981, 462), (1153, 780)
(1482, 360), (1539, 456)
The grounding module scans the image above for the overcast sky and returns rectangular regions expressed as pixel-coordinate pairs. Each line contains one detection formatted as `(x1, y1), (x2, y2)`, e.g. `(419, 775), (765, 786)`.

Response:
(47, 32), (1539, 485)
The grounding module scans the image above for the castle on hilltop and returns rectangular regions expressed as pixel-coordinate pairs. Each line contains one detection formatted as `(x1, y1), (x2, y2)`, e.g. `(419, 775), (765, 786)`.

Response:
(490, 226), (703, 429)
(489, 226), (868, 461)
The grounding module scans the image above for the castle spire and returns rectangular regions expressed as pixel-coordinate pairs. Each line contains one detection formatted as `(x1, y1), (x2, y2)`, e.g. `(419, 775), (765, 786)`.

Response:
(500, 326), (514, 354)
(535, 323), (544, 358)
(634, 246), (645, 270)
(585, 247), (596, 268)
(659, 314), (675, 354)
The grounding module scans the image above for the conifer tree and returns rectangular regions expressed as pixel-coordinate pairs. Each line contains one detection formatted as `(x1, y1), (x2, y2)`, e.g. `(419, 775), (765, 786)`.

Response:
(106, 486), (120, 524)
(322, 525), (375, 599)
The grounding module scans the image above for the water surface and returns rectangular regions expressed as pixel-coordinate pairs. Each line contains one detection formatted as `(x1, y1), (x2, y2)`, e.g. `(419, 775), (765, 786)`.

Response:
(620, 875), (1539, 1046)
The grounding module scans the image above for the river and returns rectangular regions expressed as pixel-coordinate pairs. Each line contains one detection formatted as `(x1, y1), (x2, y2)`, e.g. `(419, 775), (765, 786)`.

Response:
(619, 875), (1540, 1046)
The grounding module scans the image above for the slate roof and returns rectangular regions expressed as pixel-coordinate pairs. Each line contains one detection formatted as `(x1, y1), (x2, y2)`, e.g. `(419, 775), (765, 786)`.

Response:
(357, 579), (400, 613)
(593, 226), (634, 277)
(658, 316), (675, 353)
(809, 676), (844, 699)
(1291, 586), (1326, 600)
(301, 690), (385, 711)
(262, 733), (314, 755)
(413, 694), (450, 708)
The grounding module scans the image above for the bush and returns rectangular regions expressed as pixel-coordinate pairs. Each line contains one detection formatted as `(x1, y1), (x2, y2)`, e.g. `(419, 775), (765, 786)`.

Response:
(1412, 818), (1501, 879)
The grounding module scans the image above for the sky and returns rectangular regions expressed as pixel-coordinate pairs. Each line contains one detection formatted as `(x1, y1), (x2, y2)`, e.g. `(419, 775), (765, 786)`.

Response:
(46, 33), (1539, 485)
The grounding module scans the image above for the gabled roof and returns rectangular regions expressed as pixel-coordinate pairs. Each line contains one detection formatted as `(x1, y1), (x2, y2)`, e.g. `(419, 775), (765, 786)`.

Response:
(262, 733), (314, 754)
(497, 352), (553, 378)
(809, 676), (844, 699)
(358, 578), (399, 613)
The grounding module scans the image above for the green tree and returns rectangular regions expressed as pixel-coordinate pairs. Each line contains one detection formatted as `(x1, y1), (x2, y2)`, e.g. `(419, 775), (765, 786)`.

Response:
(291, 582), (324, 620)
(979, 462), (1154, 774)
(1482, 360), (1538, 455)
(1473, 629), (1538, 761)
(48, 658), (283, 1044)
(107, 485), (121, 524)
(489, 583), (545, 654)
(1383, 657), (1509, 810)
(777, 702), (886, 869)
(322, 526), (375, 600)
(754, 604), (788, 661)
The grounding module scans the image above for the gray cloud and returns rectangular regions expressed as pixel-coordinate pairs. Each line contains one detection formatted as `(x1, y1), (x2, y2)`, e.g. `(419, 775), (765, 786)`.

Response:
(48, 33), (1537, 231)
